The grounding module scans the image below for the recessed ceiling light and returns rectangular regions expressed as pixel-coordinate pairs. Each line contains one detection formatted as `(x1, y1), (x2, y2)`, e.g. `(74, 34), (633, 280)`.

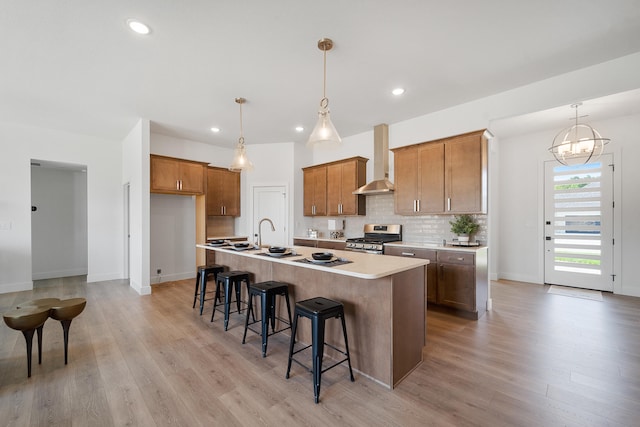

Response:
(392, 88), (405, 96)
(295, 126), (304, 132)
(210, 127), (220, 133)
(126, 19), (151, 35)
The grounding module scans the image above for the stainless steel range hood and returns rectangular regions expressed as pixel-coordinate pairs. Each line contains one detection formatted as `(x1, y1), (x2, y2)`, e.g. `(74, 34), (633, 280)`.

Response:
(353, 123), (394, 195)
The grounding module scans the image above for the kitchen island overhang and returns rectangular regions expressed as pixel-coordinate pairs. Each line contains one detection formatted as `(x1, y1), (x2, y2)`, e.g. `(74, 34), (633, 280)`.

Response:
(198, 244), (428, 389)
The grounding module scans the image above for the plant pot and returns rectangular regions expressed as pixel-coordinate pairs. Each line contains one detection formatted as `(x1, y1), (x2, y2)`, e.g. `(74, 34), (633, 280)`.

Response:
(458, 235), (469, 243)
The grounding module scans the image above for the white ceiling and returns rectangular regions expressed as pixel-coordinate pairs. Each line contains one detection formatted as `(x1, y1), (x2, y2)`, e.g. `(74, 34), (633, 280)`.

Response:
(2, 1), (640, 148)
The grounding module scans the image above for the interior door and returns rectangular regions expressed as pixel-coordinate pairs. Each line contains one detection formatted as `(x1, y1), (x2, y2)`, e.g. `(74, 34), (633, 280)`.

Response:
(544, 154), (614, 291)
(252, 185), (288, 247)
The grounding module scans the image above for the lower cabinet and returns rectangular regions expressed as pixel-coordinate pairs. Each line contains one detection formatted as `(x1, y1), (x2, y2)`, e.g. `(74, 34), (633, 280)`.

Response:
(384, 246), (437, 303)
(386, 246), (488, 319)
(293, 238), (346, 250)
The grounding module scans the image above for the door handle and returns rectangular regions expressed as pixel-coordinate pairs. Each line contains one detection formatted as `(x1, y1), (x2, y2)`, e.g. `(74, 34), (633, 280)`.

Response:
(545, 236), (552, 240)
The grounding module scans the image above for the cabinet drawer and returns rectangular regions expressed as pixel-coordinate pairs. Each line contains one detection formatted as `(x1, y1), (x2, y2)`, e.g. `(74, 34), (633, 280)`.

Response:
(385, 246), (436, 261)
(437, 251), (474, 265)
(293, 238), (318, 248)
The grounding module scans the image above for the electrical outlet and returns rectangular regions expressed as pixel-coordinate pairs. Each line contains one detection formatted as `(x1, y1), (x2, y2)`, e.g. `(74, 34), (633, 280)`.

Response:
(157, 269), (161, 274)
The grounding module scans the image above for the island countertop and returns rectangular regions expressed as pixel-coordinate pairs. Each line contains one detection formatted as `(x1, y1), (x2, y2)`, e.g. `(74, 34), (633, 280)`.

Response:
(197, 242), (427, 389)
(197, 244), (428, 279)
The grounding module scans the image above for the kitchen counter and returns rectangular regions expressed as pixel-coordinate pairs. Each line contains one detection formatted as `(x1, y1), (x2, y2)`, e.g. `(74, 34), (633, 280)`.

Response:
(198, 244), (427, 279)
(385, 241), (487, 253)
(198, 243), (427, 389)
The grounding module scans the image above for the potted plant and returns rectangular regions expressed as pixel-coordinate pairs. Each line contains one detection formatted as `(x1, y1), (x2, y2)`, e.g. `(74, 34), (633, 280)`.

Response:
(449, 214), (479, 243)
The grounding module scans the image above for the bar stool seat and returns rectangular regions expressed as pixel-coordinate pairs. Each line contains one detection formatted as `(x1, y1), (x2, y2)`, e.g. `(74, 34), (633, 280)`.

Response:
(286, 297), (354, 403)
(211, 271), (253, 330)
(242, 281), (293, 357)
(49, 298), (86, 365)
(3, 306), (51, 377)
(193, 264), (225, 315)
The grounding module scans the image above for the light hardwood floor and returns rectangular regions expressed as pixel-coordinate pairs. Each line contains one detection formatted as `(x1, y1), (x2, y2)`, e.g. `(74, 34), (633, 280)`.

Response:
(1, 277), (639, 426)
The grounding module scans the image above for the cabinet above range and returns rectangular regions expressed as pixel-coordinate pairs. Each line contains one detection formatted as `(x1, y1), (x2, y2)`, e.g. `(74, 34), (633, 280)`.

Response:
(302, 156), (368, 217)
(392, 130), (488, 215)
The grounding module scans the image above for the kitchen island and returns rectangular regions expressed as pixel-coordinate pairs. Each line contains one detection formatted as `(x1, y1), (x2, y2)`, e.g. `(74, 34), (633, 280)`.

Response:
(197, 244), (428, 389)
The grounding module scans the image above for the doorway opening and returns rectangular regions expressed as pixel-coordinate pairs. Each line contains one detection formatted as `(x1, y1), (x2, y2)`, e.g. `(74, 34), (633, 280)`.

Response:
(30, 159), (88, 281)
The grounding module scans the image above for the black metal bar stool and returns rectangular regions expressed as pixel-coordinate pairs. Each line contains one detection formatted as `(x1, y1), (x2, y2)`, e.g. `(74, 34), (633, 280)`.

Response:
(193, 264), (225, 315)
(286, 297), (354, 403)
(242, 281), (293, 357)
(211, 271), (253, 330)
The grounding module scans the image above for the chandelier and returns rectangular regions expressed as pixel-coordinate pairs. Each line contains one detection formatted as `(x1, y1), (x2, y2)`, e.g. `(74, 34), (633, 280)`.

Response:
(548, 103), (610, 166)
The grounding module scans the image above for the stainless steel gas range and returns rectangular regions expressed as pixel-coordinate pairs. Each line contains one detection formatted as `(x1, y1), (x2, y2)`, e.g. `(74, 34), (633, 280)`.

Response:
(345, 224), (402, 254)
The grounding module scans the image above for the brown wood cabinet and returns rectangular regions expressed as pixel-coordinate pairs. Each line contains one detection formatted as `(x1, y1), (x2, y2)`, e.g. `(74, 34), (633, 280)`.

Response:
(327, 157), (367, 216)
(292, 238), (346, 250)
(386, 246), (488, 319)
(303, 156), (367, 217)
(436, 248), (488, 319)
(206, 166), (240, 216)
(392, 130), (487, 214)
(303, 166), (327, 216)
(385, 246), (437, 303)
(150, 155), (206, 195)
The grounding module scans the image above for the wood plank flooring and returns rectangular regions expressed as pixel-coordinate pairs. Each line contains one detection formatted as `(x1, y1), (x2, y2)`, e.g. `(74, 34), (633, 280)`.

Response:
(1, 277), (639, 426)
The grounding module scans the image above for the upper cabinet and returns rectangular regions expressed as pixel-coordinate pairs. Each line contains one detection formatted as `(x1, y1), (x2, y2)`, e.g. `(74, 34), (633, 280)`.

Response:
(150, 154), (206, 195)
(303, 156), (367, 217)
(303, 166), (327, 216)
(392, 130), (487, 215)
(326, 157), (367, 216)
(207, 166), (240, 216)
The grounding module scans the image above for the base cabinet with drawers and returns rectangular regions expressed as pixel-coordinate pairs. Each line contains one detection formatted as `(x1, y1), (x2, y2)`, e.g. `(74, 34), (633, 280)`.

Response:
(386, 245), (488, 319)
(293, 238), (346, 251)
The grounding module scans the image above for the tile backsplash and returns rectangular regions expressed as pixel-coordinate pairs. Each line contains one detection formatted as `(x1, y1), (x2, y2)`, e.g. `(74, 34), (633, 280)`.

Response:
(303, 194), (487, 245)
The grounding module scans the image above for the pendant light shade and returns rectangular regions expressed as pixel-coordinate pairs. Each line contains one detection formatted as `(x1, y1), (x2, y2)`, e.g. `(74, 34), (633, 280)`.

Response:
(307, 38), (341, 148)
(548, 103), (610, 166)
(229, 97), (253, 171)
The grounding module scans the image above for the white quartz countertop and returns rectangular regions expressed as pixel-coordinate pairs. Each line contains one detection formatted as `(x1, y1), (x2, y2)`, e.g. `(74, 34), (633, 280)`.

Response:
(197, 244), (427, 279)
(385, 241), (487, 253)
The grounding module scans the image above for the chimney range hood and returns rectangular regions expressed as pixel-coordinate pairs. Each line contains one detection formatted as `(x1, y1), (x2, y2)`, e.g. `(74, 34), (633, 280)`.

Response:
(352, 123), (395, 195)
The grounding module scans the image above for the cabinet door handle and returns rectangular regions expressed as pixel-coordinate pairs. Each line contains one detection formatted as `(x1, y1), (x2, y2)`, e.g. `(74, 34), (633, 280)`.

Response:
(413, 200), (417, 212)
(417, 199), (420, 212)
(401, 252), (415, 257)
(447, 197), (451, 211)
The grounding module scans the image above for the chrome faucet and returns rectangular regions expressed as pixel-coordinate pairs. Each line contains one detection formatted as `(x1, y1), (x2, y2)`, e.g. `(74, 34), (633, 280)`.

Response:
(257, 218), (275, 248)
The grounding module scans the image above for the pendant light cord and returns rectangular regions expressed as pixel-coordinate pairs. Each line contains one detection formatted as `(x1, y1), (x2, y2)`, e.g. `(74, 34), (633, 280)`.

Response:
(320, 46), (329, 109)
(238, 99), (245, 145)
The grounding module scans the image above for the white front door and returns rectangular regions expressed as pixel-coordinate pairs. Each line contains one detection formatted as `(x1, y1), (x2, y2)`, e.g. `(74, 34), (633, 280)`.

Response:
(544, 154), (614, 291)
(252, 185), (288, 247)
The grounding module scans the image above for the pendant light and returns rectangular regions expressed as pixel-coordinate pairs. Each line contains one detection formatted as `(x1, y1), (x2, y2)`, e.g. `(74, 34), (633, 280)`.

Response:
(229, 97), (254, 171)
(548, 103), (610, 166)
(307, 38), (341, 148)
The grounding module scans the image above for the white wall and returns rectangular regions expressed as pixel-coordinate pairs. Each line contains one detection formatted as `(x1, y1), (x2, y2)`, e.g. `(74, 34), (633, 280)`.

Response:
(0, 122), (124, 293)
(243, 142), (296, 243)
(150, 194), (196, 283)
(122, 119), (151, 295)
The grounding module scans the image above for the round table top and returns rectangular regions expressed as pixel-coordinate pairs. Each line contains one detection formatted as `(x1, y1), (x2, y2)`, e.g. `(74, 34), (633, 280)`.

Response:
(3, 306), (51, 330)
